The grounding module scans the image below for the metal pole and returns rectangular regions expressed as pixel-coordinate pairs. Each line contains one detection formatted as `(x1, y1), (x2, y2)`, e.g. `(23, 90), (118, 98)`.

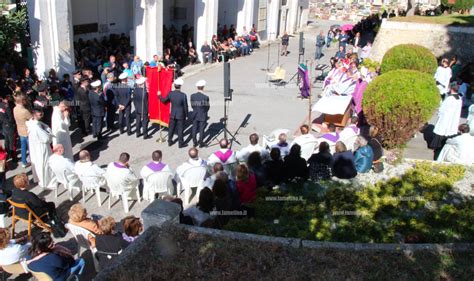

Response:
(308, 59), (313, 127)
(156, 66), (165, 143)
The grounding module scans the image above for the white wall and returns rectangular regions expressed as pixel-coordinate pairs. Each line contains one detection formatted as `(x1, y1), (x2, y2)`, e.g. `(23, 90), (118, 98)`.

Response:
(71, 0), (133, 41)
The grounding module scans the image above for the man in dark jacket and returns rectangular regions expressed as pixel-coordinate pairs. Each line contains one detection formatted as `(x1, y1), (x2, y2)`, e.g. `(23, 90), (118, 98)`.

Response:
(133, 77), (149, 139)
(88, 80), (105, 139)
(114, 73), (132, 135)
(0, 95), (16, 161)
(76, 78), (91, 136)
(158, 78), (188, 148)
(190, 80), (210, 147)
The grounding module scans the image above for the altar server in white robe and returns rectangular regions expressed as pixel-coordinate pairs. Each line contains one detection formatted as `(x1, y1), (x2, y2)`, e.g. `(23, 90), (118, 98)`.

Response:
(51, 101), (73, 160)
(431, 86), (462, 150)
(236, 133), (269, 162)
(437, 124), (474, 165)
(434, 58), (452, 97)
(26, 109), (54, 189)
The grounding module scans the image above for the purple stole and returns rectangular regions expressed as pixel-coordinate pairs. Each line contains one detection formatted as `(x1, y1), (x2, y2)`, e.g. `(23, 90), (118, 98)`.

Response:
(321, 132), (340, 143)
(113, 162), (127, 169)
(352, 79), (367, 114)
(215, 150), (233, 163)
(349, 125), (359, 134)
(146, 161), (166, 172)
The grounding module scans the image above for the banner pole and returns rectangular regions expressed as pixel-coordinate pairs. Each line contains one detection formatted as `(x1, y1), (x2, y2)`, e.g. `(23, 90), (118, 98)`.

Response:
(308, 59), (313, 128)
(156, 66), (165, 143)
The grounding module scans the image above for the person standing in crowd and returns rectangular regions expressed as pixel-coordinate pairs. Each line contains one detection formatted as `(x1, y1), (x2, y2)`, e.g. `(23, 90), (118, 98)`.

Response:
(133, 77), (149, 139)
(32, 82), (52, 127)
(51, 101), (73, 160)
(0, 95), (16, 162)
(434, 58), (452, 98)
(281, 32), (289, 56)
(103, 73), (116, 131)
(338, 30), (349, 51)
(88, 80), (105, 140)
(115, 73), (132, 135)
(159, 78), (188, 148)
(190, 80), (210, 148)
(76, 78), (91, 136)
(315, 30), (325, 60)
(26, 109), (54, 190)
(13, 94), (32, 168)
(431, 85), (463, 159)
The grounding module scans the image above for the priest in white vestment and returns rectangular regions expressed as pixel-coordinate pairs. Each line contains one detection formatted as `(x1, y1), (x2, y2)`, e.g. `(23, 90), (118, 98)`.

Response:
(48, 144), (75, 177)
(291, 125), (317, 148)
(208, 139), (237, 166)
(51, 101), (73, 160)
(176, 148), (207, 178)
(75, 150), (106, 190)
(105, 153), (139, 198)
(26, 110), (54, 189)
(140, 150), (174, 179)
(236, 133), (269, 162)
(437, 124), (474, 165)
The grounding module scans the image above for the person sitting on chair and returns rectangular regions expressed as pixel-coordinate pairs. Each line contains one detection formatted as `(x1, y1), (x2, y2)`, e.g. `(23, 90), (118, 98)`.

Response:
(291, 125), (317, 148)
(67, 203), (102, 235)
(140, 150), (174, 180)
(27, 232), (85, 279)
(176, 148), (207, 178)
(95, 216), (130, 269)
(317, 123), (340, 152)
(236, 133), (269, 162)
(121, 216), (143, 243)
(271, 133), (290, 159)
(208, 139), (237, 166)
(283, 144), (309, 182)
(0, 228), (30, 266)
(74, 150), (106, 188)
(105, 153), (139, 191)
(11, 173), (58, 222)
(48, 144), (75, 178)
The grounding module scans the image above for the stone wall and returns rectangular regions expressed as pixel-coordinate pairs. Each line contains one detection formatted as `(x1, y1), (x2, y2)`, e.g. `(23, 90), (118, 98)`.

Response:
(370, 20), (474, 63)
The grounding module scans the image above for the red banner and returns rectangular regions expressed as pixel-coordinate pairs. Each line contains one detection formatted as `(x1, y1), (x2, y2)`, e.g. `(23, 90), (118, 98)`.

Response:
(146, 66), (174, 127)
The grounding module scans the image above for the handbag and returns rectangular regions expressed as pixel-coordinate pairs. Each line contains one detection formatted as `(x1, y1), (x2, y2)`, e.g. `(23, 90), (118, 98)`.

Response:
(250, 35), (257, 41)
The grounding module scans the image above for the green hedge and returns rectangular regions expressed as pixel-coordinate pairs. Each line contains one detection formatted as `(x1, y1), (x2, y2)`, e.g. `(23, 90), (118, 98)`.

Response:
(224, 162), (471, 243)
(362, 69), (439, 148)
(381, 44), (438, 74)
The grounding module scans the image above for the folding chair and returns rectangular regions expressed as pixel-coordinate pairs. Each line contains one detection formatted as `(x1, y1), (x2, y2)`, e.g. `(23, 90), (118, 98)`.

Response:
(7, 199), (51, 240)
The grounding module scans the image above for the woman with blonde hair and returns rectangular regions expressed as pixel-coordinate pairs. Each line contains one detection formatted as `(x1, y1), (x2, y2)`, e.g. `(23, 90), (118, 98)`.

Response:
(331, 141), (357, 179)
(95, 216), (130, 269)
(67, 203), (102, 235)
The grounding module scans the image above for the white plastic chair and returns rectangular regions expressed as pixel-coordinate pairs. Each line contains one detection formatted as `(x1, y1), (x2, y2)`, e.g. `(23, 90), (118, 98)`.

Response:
(142, 171), (174, 201)
(65, 223), (100, 272)
(104, 174), (141, 214)
(262, 128), (290, 149)
(178, 166), (207, 205)
(77, 174), (107, 206)
(50, 167), (82, 201)
(300, 141), (318, 161)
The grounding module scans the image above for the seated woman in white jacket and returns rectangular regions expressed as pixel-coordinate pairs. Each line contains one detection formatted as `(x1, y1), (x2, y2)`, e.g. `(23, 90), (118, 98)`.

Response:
(437, 124), (474, 165)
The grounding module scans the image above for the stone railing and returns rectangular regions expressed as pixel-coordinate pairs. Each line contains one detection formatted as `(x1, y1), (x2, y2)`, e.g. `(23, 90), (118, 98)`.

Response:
(370, 20), (474, 62)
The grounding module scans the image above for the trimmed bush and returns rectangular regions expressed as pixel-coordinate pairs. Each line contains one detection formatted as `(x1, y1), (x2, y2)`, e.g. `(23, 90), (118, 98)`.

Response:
(362, 69), (439, 148)
(381, 44), (438, 74)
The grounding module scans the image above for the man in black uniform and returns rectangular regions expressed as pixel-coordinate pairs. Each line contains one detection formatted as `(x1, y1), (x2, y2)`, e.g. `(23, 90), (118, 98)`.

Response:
(76, 78), (91, 136)
(114, 72), (132, 135)
(103, 73), (117, 131)
(190, 80), (210, 147)
(133, 77), (149, 139)
(158, 78), (188, 148)
(0, 95), (16, 161)
(88, 80), (105, 139)
(32, 82), (52, 127)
